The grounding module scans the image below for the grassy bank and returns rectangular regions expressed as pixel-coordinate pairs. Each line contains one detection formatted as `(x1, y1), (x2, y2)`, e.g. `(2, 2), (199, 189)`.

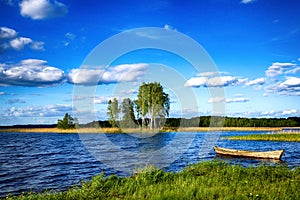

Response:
(225, 132), (300, 142)
(0, 127), (282, 133)
(6, 161), (300, 200)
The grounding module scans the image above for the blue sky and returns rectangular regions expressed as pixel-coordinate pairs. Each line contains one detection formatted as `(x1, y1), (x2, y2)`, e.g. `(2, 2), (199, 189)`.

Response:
(0, 0), (300, 125)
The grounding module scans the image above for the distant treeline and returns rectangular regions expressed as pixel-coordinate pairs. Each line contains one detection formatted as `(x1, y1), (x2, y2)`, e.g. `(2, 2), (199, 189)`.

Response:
(164, 116), (300, 127)
(81, 116), (300, 128)
(1, 116), (300, 129)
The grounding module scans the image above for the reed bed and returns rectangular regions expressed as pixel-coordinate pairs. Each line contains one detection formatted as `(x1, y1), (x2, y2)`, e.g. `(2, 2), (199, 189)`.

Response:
(225, 132), (300, 142)
(6, 161), (300, 200)
(0, 127), (287, 133)
(0, 127), (121, 134)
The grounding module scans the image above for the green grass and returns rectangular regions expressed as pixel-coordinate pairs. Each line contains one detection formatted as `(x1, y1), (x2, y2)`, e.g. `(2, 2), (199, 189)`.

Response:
(5, 161), (300, 200)
(225, 133), (300, 142)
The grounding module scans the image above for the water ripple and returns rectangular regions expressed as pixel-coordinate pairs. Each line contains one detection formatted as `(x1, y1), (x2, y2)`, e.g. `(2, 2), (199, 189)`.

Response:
(0, 131), (299, 197)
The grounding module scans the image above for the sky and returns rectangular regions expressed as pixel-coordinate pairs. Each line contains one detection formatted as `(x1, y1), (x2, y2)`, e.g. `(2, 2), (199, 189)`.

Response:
(0, 0), (300, 125)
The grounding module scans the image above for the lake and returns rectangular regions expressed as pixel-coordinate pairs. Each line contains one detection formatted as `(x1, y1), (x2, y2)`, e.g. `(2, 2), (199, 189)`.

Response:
(0, 131), (299, 197)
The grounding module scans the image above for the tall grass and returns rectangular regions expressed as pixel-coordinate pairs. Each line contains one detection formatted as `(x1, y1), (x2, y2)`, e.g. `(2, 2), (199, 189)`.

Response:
(226, 133), (300, 142)
(6, 161), (300, 199)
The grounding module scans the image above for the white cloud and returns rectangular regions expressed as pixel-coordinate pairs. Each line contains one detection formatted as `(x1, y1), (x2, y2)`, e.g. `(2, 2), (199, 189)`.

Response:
(164, 24), (177, 31)
(208, 97), (249, 103)
(185, 75), (246, 87)
(0, 59), (65, 87)
(246, 77), (265, 86)
(261, 111), (274, 115)
(208, 97), (225, 103)
(0, 27), (17, 39)
(68, 68), (103, 85)
(21, 58), (47, 65)
(282, 109), (298, 115)
(9, 37), (32, 50)
(206, 76), (244, 87)
(279, 76), (300, 88)
(93, 96), (114, 104)
(285, 67), (300, 74)
(68, 63), (148, 85)
(197, 71), (228, 77)
(184, 77), (208, 87)
(4, 104), (72, 118)
(20, 0), (68, 20)
(30, 41), (45, 50)
(265, 76), (300, 96)
(0, 27), (44, 53)
(241, 0), (256, 4)
(265, 62), (296, 77)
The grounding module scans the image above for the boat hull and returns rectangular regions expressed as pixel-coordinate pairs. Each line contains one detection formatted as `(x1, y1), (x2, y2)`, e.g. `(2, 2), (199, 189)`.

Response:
(214, 146), (284, 160)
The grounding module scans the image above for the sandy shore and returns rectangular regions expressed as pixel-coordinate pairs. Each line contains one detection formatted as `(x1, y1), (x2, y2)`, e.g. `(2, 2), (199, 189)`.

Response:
(0, 127), (283, 133)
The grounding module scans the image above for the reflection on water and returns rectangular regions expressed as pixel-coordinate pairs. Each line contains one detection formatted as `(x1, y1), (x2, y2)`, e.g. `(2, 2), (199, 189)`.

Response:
(0, 131), (299, 196)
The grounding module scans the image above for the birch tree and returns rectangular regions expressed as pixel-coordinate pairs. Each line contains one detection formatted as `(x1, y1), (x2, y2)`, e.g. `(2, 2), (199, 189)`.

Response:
(120, 98), (136, 128)
(107, 98), (119, 128)
(136, 82), (170, 129)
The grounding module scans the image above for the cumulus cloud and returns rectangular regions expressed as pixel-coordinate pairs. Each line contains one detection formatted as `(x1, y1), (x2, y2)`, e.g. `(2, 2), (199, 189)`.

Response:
(185, 75), (246, 87)
(68, 63), (148, 85)
(0, 59), (65, 87)
(184, 77), (207, 87)
(9, 37), (32, 50)
(0, 61), (150, 87)
(0, 27), (44, 53)
(265, 62), (296, 77)
(265, 76), (300, 96)
(0, 27), (17, 39)
(208, 97), (249, 103)
(20, 0), (68, 20)
(246, 77), (265, 86)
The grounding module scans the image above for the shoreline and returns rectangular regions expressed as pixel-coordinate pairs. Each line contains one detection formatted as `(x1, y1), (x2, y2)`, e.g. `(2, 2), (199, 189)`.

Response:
(0, 127), (283, 133)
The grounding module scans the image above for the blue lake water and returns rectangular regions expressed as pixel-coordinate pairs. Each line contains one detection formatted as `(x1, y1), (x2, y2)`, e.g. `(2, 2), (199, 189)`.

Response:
(0, 131), (299, 197)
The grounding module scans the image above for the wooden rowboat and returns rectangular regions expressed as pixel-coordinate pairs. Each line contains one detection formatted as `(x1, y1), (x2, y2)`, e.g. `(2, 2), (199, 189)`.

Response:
(213, 146), (284, 160)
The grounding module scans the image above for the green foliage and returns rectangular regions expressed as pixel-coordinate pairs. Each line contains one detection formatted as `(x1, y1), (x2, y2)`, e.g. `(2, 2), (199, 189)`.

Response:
(136, 82), (170, 129)
(120, 98), (137, 128)
(106, 82), (170, 130)
(7, 161), (300, 200)
(107, 98), (119, 128)
(57, 113), (75, 129)
(163, 116), (300, 128)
